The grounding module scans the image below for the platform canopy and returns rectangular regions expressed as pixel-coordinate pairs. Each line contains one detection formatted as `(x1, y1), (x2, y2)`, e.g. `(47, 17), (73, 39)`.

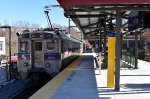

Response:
(57, 0), (150, 36)
(57, 0), (150, 91)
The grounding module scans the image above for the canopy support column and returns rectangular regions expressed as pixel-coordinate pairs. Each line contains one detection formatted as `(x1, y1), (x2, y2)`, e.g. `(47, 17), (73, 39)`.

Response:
(135, 32), (138, 69)
(103, 19), (107, 67)
(115, 10), (122, 91)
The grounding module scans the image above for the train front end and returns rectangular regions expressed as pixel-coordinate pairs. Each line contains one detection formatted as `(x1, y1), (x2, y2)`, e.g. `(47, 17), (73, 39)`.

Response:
(17, 31), (61, 79)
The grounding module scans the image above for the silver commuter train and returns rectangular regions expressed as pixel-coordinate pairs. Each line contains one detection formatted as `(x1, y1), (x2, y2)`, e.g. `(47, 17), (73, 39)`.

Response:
(17, 30), (83, 79)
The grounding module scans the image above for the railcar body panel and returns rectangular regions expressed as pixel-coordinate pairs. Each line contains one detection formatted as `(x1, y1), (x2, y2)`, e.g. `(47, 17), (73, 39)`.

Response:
(17, 30), (82, 78)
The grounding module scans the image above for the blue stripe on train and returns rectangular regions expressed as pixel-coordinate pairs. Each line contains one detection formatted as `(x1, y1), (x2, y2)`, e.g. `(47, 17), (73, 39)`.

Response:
(18, 53), (30, 60)
(44, 53), (61, 60)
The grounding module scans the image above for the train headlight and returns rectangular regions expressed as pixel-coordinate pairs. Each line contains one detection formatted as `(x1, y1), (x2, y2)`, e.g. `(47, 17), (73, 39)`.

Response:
(23, 62), (29, 67)
(46, 63), (51, 67)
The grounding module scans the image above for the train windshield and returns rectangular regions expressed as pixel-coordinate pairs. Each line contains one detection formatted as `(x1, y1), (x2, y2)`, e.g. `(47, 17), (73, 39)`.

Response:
(47, 42), (54, 51)
(19, 41), (29, 52)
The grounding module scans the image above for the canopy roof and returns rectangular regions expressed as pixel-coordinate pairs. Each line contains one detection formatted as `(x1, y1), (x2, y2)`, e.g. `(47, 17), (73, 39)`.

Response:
(58, 0), (150, 36)
(58, 0), (150, 7)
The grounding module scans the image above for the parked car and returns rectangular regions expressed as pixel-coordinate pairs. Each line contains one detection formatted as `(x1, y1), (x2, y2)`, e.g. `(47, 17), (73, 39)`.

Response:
(1, 60), (7, 64)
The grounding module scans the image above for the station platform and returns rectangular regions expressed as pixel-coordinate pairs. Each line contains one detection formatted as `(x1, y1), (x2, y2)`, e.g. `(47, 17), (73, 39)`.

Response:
(30, 53), (150, 99)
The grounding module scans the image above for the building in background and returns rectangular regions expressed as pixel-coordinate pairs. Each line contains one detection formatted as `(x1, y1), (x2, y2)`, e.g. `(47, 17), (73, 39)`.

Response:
(0, 37), (5, 55)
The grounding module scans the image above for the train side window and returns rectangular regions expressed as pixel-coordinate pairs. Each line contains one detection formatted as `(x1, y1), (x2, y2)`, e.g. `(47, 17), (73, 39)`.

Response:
(61, 41), (64, 53)
(47, 42), (54, 51)
(35, 42), (42, 51)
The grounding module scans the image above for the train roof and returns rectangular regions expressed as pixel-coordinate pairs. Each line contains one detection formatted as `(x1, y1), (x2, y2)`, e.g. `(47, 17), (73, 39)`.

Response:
(58, 31), (81, 43)
(19, 30), (81, 43)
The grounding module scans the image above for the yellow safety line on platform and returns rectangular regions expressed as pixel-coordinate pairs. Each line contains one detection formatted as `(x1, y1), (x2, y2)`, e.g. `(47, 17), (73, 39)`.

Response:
(29, 56), (82, 99)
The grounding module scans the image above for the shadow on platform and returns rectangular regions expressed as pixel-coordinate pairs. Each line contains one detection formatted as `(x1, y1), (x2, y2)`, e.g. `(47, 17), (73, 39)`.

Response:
(121, 83), (150, 91)
(121, 74), (150, 76)
(97, 83), (150, 96)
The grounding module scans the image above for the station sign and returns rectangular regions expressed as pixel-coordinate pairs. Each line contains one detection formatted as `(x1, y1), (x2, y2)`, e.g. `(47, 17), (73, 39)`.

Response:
(84, 36), (99, 40)
(123, 35), (140, 40)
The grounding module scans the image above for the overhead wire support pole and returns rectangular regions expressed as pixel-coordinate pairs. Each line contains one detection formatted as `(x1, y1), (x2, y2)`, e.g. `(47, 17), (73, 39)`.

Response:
(115, 10), (122, 91)
(9, 27), (12, 80)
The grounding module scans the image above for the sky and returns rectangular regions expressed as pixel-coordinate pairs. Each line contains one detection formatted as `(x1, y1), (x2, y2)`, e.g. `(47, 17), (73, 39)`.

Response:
(0, 0), (72, 27)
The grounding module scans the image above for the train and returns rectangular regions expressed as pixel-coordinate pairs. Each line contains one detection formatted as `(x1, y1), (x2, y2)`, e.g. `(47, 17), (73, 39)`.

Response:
(17, 29), (83, 79)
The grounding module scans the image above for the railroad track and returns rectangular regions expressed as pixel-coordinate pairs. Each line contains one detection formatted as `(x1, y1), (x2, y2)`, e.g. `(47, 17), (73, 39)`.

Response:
(11, 84), (42, 99)
(10, 74), (51, 99)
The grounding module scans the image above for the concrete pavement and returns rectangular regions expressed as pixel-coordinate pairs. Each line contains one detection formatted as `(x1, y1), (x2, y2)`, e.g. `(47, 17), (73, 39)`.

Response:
(96, 59), (150, 99)
(30, 53), (150, 99)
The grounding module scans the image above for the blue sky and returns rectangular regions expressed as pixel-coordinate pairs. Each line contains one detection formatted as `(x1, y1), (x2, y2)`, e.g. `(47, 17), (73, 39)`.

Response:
(0, 0), (71, 27)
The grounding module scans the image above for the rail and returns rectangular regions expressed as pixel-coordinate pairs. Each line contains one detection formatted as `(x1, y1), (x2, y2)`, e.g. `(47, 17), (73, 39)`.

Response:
(10, 83), (43, 99)
(10, 74), (51, 99)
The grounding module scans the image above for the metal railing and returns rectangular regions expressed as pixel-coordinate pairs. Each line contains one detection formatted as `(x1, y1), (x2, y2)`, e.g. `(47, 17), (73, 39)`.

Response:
(121, 52), (135, 69)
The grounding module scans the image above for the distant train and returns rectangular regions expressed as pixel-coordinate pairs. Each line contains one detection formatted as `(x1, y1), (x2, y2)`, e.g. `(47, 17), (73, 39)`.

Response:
(17, 29), (83, 79)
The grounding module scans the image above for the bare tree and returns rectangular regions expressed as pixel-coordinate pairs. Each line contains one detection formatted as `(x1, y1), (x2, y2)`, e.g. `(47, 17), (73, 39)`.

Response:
(12, 20), (41, 31)
(0, 20), (41, 55)
(141, 31), (150, 61)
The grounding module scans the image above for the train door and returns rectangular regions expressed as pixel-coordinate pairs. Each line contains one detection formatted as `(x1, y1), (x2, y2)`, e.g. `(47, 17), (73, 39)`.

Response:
(31, 40), (44, 68)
